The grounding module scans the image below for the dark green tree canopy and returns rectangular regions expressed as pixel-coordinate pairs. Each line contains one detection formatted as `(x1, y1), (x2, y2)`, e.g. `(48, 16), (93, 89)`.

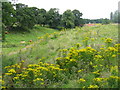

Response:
(37, 8), (47, 25)
(2, 2), (85, 31)
(46, 8), (61, 29)
(15, 5), (38, 30)
(84, 18), (110, 24)
(2, 2), (16, 30)
(16, 3), (28, 9)
(72, 9), (83, 26)
(61, 9), (75, 28)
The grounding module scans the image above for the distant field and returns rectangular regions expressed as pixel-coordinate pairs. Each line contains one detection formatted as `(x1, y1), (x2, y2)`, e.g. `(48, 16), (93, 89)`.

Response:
(2, 24), (119, 88)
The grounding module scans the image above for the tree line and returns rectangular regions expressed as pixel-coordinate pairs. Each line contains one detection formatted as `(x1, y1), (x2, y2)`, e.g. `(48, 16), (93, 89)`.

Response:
(85, 10), (120, 24)
(84, 18), (111, 24)
(2, 2), (84, 31)
(110, 10), (120, 23)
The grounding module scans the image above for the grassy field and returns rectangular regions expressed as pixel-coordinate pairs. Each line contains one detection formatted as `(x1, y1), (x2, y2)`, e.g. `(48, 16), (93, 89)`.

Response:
(2, 25), (58, 54)
(2, 24), (119, 88)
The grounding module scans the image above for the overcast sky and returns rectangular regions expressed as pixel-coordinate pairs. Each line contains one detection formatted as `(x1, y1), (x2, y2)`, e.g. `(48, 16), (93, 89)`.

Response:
(10, 0), (119, 19)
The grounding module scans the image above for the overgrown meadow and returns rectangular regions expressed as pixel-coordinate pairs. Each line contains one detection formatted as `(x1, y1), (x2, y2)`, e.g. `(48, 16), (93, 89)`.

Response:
(1, 24), (119, 88)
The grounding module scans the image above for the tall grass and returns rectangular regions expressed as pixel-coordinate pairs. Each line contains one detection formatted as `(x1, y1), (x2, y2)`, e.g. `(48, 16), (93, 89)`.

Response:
(2, 24), (119, 88)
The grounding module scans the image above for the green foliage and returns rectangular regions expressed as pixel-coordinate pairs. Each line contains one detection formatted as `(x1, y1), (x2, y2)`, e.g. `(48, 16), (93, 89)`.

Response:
(84, 18), (110, 24)
(2, 24), (5, 42)
(72, 9), (83, 26)
(2, 24), (119, 88)
(37, 9), (47, 25)
(61, 10), (75, 28)
(101, 18), (110, 24)
(2, 2), (85, 31)
(2, 25), (58, 54)
(111, 10), (120, 23)
(15, 6), (37, 30)
(46, 8), (61, 29)
(16, 3), (28, 9)
(2, 2), (16, 30)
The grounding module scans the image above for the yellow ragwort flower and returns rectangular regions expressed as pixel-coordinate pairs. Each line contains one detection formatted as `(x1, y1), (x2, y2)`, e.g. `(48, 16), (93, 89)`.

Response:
(8, 69), (16, 73)
(79, 78), (86, 82)
(88, 85), (99, 88)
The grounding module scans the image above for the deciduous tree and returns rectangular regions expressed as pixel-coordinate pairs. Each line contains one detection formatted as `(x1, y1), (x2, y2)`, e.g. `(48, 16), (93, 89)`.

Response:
(2, 2), (16, 30)
(72, 9), (82, 26)
(46, 8), (61, 29)
(61, 10), (75, 28)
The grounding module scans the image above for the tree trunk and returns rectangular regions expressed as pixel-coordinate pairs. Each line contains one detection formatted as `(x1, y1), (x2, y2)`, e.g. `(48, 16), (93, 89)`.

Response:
(2, 24), (5, 42)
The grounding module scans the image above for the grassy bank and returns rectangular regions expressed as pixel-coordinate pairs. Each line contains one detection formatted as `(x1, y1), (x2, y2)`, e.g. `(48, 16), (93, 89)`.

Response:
(2, 25), (58, 54)
(2, 24), (119, 88)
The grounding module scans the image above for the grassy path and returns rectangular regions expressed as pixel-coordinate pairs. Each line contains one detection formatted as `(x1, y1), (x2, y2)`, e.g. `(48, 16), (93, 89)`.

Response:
(8, 39), (43, 56)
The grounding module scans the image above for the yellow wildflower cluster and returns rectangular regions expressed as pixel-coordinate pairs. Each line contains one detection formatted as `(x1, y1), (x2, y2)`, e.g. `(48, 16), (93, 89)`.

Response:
(13, 76), (19, 80)
(105, 38), (113, 43)
(4, 60), (25, 69)
(106, 47), (117, 52)
(110, 66), (118, 72)
(114, 44), (120, 49)
(88, 85), (99, 88)
(56, 42), (118, 74)
(79, 78), (86, 82)
(94, 55), (102, 59)
(109, 76), (119, 79)
(37, 32), (60, 40)
(84, 37), (89, 40)
(8, 69), (16, 73)
(93, 78), (107, 82)
(3, 42), (120, 88)
(4, 61), (65, 88)
(91, 38), (95, 41)
(76, 43), (82, 48)
(92, 70), (100, 76)
(33, 78), (44, 82)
